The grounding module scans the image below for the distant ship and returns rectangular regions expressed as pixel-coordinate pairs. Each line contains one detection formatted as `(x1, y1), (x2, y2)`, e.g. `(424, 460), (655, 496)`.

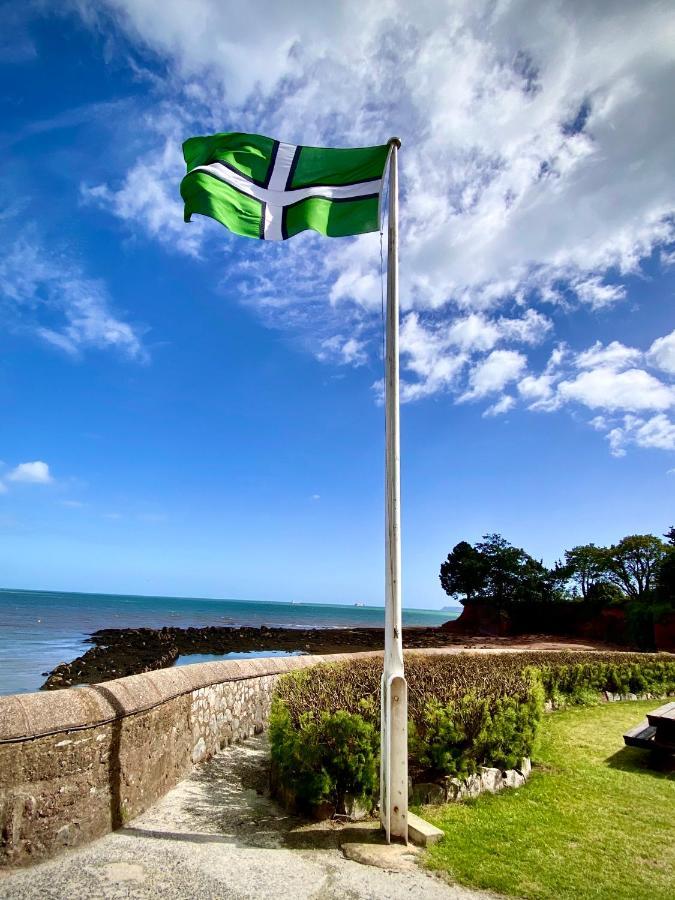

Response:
(354, 602), (366, 607)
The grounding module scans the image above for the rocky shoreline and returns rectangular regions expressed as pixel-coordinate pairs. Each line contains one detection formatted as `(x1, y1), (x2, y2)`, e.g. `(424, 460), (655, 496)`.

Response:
(40, 624), (601, 690)
(40, 625), (452, 689)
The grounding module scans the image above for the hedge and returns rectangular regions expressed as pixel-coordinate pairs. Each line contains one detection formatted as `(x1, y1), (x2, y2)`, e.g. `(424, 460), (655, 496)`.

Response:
(270, 651), (675, 813)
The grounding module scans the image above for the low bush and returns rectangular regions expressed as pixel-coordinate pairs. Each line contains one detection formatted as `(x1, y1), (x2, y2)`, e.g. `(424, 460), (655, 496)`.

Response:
(410, 675), (543, 778)
(270, 651), (675, 809)
(536, 654), (675, 703)
(269, 701), (378, 813)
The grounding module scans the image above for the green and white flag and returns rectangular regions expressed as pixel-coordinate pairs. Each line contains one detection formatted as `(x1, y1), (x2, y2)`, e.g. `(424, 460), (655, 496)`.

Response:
(180, 132), (389, 241)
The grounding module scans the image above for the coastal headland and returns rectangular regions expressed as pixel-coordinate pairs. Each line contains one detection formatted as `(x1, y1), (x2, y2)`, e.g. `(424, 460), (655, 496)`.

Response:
(40, 624), (599, 690)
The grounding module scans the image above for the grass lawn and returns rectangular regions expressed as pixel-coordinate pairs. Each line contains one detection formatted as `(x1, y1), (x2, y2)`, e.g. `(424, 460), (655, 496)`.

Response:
(419, 700), (675, 900)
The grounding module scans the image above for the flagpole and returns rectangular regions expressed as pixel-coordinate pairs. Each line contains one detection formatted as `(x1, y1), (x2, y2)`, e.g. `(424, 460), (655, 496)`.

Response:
(380, 136), (408, 844)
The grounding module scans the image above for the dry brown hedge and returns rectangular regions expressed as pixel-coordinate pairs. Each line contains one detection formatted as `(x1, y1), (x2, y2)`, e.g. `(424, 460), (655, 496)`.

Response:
(275, 650), (675, 727)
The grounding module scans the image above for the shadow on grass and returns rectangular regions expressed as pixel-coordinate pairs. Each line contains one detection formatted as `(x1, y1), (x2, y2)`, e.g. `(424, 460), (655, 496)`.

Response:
(604, 746), (675, 777)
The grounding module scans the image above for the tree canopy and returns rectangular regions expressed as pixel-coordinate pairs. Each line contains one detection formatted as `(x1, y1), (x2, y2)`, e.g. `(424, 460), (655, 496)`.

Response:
(604, 535), (668, 600)
(564, 544), (606, 599)
(439, 528), (674, 615)
(440, 533), (554, 606)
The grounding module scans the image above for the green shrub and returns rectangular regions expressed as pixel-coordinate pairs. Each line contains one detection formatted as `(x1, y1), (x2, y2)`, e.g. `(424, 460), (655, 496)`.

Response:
(536, 655), (675, 703)
(269, 699), (378, 814)
(410, 671), (544, 778)
(270, 651), (675, 808)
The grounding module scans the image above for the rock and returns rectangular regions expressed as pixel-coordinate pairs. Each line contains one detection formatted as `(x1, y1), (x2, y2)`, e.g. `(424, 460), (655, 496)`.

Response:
(519, 757), (532, 779)
(443, 777), (464, 802)
(341, 842), (420, 872)
(410, 782), (445, 805)
(503, 769), (525, 789)
(463, 773), (482, 798)
(344, 794), (371, 821)
(55, 822), (81, 846)
(480, 767), (503, 793)
(191, 737), (207, 764)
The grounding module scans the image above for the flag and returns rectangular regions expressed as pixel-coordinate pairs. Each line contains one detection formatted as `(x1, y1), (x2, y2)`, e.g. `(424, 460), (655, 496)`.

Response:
(180, 132), (389, 241)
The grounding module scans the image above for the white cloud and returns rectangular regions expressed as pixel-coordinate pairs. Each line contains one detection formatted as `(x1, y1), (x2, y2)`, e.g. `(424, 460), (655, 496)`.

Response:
(512, 332), (675, 451)
(497, 309), (553, 346)
(81, 134), (205, 258)
(575, 340), (642, 372)
(399, 313), (468, 401)
(445, 314), (500, 352)
(647, 329), (675, 375)
(461, 350), (527, 401)
(483, 395), (515, 417)
(518, 374), (559, 411)
(557, 367), (674, 412)
(398, 308), (549, 401)
(442, 308), (552, 353)
(605, 414), (675, 457)
(571, 277), (626, 310)
(0, 231), (146, 360)
(0, 481), (7, 494)
(7, 461), (53, 484)
(318, 335), (368, 367)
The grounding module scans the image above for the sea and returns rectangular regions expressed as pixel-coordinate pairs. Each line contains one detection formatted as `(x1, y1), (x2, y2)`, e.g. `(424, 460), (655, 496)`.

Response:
(0, 589), (457, 696)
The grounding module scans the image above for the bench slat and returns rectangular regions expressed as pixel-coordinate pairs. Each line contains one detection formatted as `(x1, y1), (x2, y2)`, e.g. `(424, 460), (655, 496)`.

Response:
(623, 722), (657, 749)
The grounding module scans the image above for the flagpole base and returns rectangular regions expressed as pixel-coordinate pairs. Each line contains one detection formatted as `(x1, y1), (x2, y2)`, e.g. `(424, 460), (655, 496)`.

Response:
(380, 672), (408, 844)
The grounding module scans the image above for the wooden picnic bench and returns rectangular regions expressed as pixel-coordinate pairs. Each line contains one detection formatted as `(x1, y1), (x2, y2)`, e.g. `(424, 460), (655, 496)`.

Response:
(624, 701), (675, 753)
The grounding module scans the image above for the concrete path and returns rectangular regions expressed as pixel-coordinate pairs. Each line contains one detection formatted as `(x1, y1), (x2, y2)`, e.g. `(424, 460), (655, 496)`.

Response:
(0, 733), (491, 900)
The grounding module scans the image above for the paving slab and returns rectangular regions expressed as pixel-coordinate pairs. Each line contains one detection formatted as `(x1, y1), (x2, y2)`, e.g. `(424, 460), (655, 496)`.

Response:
(0, 733), (492, 900)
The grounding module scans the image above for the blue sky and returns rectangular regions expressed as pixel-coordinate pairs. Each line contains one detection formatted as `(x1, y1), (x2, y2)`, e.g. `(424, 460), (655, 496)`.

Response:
(0, 1), (674, 608)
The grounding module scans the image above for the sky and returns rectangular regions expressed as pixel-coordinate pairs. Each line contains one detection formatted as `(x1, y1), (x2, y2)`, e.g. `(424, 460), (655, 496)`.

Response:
(0, 0), (674, 609)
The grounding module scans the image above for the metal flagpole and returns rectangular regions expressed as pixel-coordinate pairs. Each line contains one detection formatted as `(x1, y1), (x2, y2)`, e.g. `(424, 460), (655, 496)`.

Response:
(380, 136), (408, 844)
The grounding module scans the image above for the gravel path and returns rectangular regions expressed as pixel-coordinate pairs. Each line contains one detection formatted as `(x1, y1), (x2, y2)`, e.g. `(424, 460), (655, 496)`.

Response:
(0, 733), (492, 900)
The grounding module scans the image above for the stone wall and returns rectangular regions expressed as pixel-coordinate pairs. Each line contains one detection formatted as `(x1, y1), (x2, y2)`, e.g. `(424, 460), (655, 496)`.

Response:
(0, 653), (374, 868)
(410, 758), (532, 805)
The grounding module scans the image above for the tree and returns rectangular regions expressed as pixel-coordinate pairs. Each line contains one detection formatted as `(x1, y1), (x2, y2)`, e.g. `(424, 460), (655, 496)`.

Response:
(663, 526), (675, 547)
(564, 544), (609, 599)
(584, 580), (626, 610)
(604, 535), (668, 601)
(653, 546), (675, 608)
(474, 533), (551, 605)
(546, 560), (575, 603)
(439, 541), (487, 604)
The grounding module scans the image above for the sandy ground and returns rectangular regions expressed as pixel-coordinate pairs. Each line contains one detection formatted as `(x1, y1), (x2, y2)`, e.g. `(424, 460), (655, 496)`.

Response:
(0, 733), (495, 900)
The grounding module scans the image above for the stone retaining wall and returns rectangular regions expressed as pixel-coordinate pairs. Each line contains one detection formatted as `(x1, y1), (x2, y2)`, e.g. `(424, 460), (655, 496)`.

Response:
(410, 757), (532, 805)
(0, 652), (377, 868)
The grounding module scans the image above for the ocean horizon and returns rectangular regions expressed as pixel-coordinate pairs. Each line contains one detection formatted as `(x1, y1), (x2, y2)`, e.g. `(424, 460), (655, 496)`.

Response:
(0, 588), (458, 696)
